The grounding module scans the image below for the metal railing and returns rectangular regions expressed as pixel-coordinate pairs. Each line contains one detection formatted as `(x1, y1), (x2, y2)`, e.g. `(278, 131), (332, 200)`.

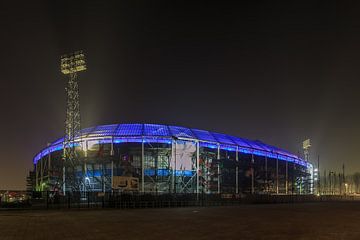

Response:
(1, 191), (360, 209)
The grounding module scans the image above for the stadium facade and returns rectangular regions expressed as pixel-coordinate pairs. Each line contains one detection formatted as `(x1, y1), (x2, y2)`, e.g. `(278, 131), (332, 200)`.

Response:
(32, 123), (313, 195)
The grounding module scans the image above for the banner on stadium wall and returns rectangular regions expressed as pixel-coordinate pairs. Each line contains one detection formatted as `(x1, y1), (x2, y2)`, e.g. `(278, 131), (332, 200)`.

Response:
(112, 176), (139, 191)
(170, 141), (196, 171)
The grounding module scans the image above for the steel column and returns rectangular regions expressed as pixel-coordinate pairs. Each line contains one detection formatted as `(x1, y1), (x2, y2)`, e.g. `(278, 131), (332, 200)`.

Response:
(251, 153), (254, 194)
(217, 145), (220, 194)
(285, 160), (288, 194)
(40, 157), (43, 188)
(196, 141), (200, 198)
(265, 156), (268, 193)
(276, 156), (279, 194)
(35, 162), (38, 190)
(141, 140), (144, 193)
(102, 163), (106, 193)
(84, 140), (88, 158)
(84, 162), (87, 192)
(111, 160), (114, 192)
(62, 166), (66, 195)
(174, 140), (177, 193)
(236, 147), (239, 194)
(110, 137), (114, 156)
(48, 152), (51, 182)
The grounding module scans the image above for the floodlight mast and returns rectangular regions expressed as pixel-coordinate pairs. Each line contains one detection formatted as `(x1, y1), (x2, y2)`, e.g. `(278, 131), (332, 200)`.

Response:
(302, 139), (311, 162)
(60, 51), (86, 195)
(303, 139), (313, 194)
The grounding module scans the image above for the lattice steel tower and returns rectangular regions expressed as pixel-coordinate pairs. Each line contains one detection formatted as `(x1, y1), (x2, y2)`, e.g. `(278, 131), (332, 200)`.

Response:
(60, 51), (86, 193)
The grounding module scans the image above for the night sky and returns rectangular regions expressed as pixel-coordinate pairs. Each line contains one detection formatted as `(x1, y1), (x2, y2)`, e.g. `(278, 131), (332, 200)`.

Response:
(1, 1), (359, 189)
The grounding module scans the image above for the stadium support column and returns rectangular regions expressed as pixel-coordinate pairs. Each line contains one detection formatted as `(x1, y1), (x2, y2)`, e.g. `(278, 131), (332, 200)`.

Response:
(111, 161), (113, 192)
(40, 156), (43, 189)
(63, 166), (66, 195)
(35, 161), (39, 190)
(174, 139), (177, 193)
(48, 151), (51, 183)
(102, 164), (106, 193)
(111, 137), (114, 192)
(196, 141), (200, 197)
(217, 144), (220, 194)
(265, 156), (268, 193)
(285, 161), (288, 194)
(276, 156), (279, 194)
(251, 153), (254, 194)
(84, 162), (87, 192)
(236, 147), (239, 194)
(170, 141), (175, 193)
(292, 162), (295, 194)
(84, 140), (88, 157)
(141, 139), (145, 193)
(110, 137), (114, 156)
(83, 141), (88, 193)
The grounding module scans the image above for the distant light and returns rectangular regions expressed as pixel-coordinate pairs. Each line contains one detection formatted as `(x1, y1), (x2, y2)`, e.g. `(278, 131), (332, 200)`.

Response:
(61, 51), (86, 74)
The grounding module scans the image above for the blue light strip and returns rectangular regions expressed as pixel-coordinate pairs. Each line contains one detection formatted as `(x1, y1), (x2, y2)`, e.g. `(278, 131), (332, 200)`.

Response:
(114, 138), (143, 144)
(114, 137), (172, 144)
(238, 147), (252, 154)
(33, 124), (309, 168)
(145, 169), (194, 177)
(33, 143), (79, 164)
(220, 144), (237, 152)
(33, 137), (308, 167)
(143, 138), (172, 144)
(97, 139), (113, 144)
(199, 142), (218, 149)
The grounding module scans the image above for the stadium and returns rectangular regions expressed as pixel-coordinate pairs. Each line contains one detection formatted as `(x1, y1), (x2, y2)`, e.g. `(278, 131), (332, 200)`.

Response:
(32, 123), (313, 195)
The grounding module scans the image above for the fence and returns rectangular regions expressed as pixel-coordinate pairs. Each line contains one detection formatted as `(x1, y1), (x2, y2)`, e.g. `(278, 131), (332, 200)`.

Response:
(2, 191), (360, 209)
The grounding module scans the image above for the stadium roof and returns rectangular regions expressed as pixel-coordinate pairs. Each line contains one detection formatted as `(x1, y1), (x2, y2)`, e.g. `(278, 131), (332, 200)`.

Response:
(33, 123), (309, 167)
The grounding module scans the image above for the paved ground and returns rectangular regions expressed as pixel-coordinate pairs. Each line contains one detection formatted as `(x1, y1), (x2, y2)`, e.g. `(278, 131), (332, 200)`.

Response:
(0, 202), (360, 240)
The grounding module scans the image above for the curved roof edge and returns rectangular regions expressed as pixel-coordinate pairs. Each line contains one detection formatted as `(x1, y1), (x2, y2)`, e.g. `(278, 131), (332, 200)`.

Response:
(33, 123), (311, 168)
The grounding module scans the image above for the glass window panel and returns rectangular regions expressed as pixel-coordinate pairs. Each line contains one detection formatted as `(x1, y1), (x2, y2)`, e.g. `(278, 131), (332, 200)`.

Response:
(88, 124), (118, 137)
(227, 136), (252, 149)
(115, 124), (143, 136)
(191, 128), (217, 142)
(169, 125), (195, 138)
(211, 132), (235, 145)
(76, 127), (95, 138)
(143, 124), (169, 136)
(240, 138), (266, 151)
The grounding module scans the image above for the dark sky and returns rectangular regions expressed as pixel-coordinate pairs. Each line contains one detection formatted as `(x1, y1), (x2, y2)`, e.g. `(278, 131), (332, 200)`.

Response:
(1, 0), (359, 189)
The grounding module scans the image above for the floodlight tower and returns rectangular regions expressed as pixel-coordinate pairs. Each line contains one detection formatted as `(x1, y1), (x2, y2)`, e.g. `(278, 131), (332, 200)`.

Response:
(60, 51), (86, 193)
(303, 139), (314, 194)
(303, 139), (311, 162)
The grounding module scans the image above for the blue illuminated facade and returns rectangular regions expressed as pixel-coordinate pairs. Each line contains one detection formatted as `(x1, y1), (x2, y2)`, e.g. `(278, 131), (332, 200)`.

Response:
(34, 123), (309, 166)
(32, 123), (313, 194)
